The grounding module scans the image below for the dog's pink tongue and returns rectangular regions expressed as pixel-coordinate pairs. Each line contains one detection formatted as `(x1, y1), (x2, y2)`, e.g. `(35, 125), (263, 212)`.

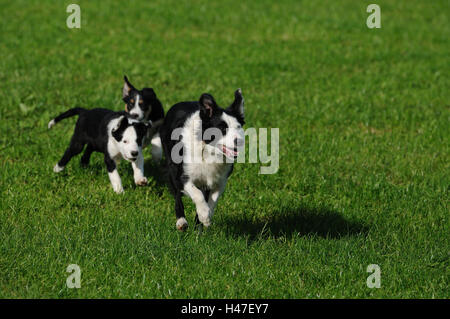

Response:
(223, 145), (238, 157)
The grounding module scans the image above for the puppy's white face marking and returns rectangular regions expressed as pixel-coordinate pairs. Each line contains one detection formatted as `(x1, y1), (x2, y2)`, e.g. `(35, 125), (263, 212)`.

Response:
(108, 117), (143, 162)
(117, 126), (141, 161)
(129, 95), (145, 121)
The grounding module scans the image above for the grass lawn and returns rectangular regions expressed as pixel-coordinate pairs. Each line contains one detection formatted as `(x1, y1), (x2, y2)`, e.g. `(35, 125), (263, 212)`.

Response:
(0, 0), (448, 298)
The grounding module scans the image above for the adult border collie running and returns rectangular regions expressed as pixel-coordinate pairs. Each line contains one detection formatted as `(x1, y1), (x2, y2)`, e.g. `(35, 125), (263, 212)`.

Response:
(160, 89), (245, 231)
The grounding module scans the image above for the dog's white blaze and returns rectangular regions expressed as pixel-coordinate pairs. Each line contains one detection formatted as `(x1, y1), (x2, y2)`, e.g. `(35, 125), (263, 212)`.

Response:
(129, 95), (145, 120)
(220, 112), (244, 149)
(134, 95), (140, 111)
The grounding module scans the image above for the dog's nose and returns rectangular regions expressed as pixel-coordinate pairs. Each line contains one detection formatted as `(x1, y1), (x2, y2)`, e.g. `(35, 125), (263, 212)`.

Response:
(130, 113), (139, 119)
(131, 151), (139, 157)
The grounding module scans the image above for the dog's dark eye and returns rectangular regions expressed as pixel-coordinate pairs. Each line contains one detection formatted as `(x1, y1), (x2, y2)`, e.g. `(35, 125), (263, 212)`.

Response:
(130, 99), (134, 104)
(123, 140), (128, 144)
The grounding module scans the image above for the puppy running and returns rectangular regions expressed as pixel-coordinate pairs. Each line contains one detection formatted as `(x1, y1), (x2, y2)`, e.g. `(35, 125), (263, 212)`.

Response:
(160, 89), (245, 230)
(48, 108), (151, 193)
(122, 76), (164, 161)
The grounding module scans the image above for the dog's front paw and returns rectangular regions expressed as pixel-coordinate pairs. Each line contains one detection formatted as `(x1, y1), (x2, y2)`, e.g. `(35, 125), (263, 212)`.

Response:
(197, 206), (212, 227)
(53, 164), (64, 173)
(135, 177), (148, 186)
(176, 217), (188, 231)
(199, 217), (211, 227)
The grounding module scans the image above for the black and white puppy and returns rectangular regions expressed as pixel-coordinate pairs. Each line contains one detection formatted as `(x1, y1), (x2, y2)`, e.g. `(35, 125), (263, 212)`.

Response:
(122, 76), (164, 161)
(48, 108), (151, 193)
(160, 89), (245, 230)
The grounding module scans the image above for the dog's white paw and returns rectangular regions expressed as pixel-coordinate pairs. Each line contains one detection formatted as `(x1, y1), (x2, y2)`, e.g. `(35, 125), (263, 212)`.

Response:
(53, 164), (64, 173)
(48, 119), (55, 129)
(197, 206), (212, 227)
(176, 217), (188, 231)
(199, 217), (211, 227)
(135, 177), (148, 186)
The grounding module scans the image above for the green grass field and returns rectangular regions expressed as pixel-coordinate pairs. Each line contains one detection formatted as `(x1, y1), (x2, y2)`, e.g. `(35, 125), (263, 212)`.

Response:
(0, 0), (448, 298)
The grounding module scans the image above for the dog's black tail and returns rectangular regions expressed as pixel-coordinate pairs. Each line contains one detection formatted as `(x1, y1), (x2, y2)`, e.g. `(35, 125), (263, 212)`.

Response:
(48, 107), (86, 129)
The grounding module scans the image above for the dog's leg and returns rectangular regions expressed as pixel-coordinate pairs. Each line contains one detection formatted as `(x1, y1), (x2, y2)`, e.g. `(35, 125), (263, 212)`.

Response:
(80, 144), (94, 167)
(175, 191), (188, 231)
(131, 152), (147, 186)
(184, 181), (211, 227)
(194, 189), (210, 230)
(104, 155), (123, 194)
(207, 180), (227, 218)
(167, 167), (188, 231)
(150, 133), (163, 162)
(54, 139), (85, 173)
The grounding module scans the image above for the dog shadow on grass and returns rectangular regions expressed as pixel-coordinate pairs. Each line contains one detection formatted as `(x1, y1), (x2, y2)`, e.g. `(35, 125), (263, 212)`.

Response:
(221, 206), (368, 241)
(142, 160), (168, 196)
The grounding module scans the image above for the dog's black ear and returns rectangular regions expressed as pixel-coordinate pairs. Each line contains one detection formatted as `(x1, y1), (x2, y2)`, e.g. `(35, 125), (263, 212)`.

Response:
(227, 88), (244, 123)
(199, 93), (217, 120)
(142, 88), (156, 101)
(123, 76), (135, 100)
(111, 115), (128, 141)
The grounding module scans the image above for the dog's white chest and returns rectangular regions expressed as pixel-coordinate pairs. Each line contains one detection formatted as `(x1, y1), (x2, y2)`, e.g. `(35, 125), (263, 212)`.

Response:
(184, 161), (230, 189)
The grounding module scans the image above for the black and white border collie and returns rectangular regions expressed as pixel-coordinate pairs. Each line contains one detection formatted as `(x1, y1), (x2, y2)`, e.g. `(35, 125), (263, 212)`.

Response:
(48, 108), (151, 193)
(122, 76), (164, 161)
(160, 89), (245, 230)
